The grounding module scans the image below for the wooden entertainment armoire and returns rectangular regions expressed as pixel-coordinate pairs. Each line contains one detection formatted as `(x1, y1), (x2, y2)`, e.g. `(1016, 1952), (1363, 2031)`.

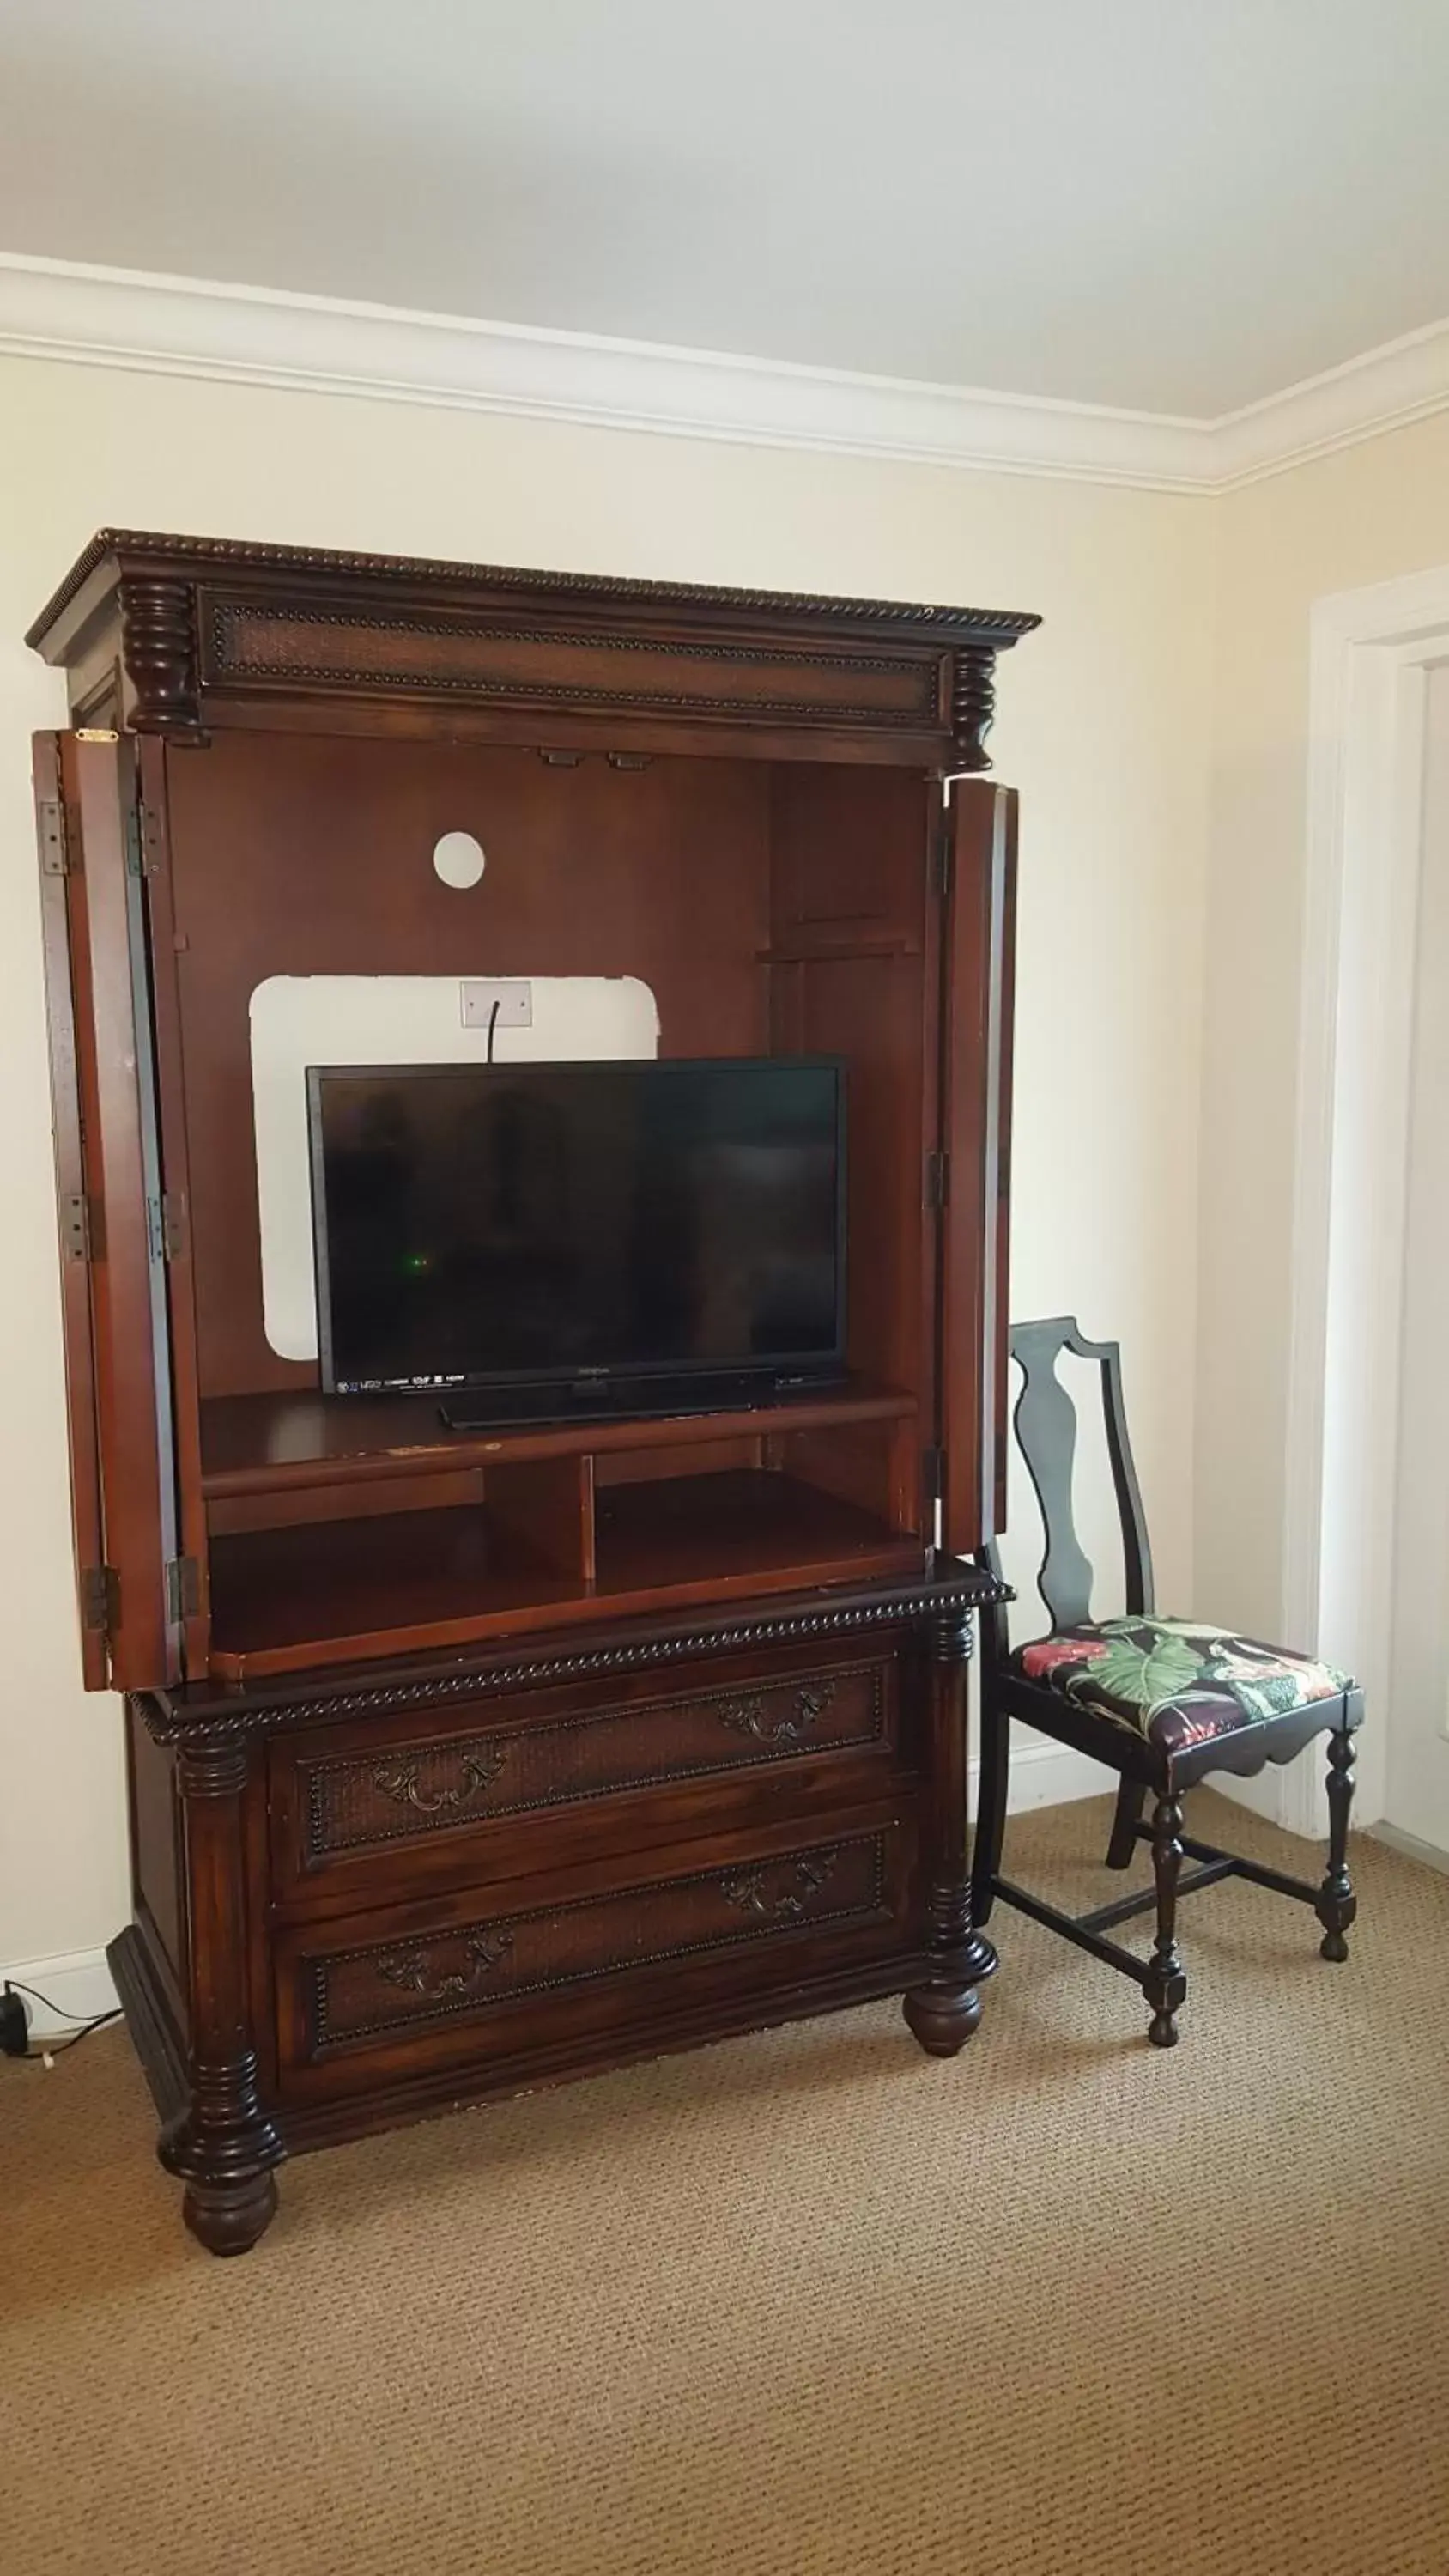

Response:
(27, 532), (1037, 2253)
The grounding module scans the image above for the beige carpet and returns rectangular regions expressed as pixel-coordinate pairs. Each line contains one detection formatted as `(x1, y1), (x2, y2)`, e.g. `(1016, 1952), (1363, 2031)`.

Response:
(6, 1791), (1449, 2576)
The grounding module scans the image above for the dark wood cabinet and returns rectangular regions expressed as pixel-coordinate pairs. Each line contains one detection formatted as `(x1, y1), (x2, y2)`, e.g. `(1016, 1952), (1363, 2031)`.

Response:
(27, 532), (1035, 2251)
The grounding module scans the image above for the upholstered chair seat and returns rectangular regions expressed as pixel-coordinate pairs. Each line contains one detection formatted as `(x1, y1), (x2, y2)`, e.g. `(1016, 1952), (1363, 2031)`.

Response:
(1012, 1617), (1353, 1760)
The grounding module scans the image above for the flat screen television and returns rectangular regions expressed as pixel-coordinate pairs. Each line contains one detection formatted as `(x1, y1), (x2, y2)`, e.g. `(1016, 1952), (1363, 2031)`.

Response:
(306, 1057), (846, 1428)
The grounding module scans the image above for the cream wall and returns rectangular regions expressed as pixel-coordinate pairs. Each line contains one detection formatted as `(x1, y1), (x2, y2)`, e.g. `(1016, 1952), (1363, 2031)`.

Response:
(1197, 413), (1449, 1643)
(0, 351), (1216, 1971)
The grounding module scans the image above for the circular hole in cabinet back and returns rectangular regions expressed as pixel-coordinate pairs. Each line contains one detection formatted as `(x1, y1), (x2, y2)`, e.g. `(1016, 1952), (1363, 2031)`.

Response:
(433, 830), (486, 890)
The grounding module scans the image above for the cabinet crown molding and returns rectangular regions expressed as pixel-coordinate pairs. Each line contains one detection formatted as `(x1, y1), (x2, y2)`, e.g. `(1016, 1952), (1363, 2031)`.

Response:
(28, 529), (1039, 769)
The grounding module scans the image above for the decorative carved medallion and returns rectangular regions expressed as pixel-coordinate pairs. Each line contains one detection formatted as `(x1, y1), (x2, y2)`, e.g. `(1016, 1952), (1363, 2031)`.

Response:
(717, 1679), (840, 1748)
(369, 1746), (508, 1817)
(719, 1849), (841, 1921)
(373, 1929), (514, 2003)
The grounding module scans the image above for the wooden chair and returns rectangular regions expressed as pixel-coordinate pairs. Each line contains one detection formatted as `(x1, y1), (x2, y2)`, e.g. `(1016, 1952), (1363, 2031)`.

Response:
(971, 1316), (1361, 2047)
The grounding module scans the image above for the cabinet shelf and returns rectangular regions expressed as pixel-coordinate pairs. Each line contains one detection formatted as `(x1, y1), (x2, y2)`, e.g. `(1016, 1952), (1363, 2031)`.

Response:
(207, 1469), (923, 1681)
(200, 1379), (917, 1500)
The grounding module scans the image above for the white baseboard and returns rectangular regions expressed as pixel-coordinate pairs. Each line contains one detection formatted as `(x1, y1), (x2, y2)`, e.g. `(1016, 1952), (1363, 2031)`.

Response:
(1208, 1766), (1289, 1826)
(1369, 1820), (1449, 1874)
(2, 1946), (120, 2043)
(973, 1735), (1111, 1817)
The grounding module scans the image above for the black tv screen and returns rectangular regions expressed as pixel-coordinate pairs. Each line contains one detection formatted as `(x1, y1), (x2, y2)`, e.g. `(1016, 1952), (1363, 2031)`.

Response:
(306, 1058), (846, 1402)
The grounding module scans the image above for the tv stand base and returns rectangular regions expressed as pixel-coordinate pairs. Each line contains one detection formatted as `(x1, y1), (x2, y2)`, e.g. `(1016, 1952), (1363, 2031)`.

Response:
(116, 1564), (1003, 2253)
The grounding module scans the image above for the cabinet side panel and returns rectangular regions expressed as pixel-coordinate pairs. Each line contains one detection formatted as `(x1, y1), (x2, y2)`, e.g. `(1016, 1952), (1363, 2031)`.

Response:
(940, 783), (1016, 1553)
(136, 738), (210, 1670)
(32, 735), (109, 1687)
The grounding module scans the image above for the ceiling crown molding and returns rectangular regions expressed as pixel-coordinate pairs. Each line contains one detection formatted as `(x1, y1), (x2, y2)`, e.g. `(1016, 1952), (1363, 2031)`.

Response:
(1213, 311), (1449, 489)
(1, 252), (1446, 498)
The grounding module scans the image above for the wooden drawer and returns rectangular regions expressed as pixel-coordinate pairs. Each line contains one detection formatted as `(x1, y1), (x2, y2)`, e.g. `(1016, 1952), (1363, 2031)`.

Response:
(269, 1644), (906, 1911)
(275, 1809), (914, 2096)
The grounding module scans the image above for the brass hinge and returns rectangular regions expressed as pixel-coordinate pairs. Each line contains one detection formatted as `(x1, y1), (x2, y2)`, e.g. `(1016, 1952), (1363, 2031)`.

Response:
(925, 1150), (949, 1210)
(165, 1556), (202, 1624)
(81, 1564), (119, 1636)
(124, 802), (156, 878)
(74, 727), (119, 743)
(146, 1192), (185, 1263)
(62, 1192), (97, 1262)
(38, 797), (69, 877)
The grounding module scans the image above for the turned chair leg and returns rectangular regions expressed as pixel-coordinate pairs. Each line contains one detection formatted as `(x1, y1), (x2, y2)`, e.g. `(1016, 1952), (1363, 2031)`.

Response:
(1106, 1777), (1147, 1869)
(1143, 1792), (1187, 2049)
(1315, 1724), (1358, 1963)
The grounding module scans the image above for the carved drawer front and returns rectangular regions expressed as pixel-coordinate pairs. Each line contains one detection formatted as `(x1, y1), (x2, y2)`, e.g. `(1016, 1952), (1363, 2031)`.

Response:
(285, 1825), (900, 2072)
(274, 1655), (897, 1898)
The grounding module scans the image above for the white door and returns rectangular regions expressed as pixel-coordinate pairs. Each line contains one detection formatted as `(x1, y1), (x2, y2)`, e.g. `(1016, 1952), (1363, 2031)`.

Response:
(1386, 660), (1449, 1851)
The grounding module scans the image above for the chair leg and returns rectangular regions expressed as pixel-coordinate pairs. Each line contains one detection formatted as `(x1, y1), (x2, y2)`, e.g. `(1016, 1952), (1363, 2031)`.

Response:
(1143, 1793), (1187, 2049)
(970, 1675), (1010, 1930)
(1106, 1777), (1147, 1869)
(1315, 1726), (1358, 1963)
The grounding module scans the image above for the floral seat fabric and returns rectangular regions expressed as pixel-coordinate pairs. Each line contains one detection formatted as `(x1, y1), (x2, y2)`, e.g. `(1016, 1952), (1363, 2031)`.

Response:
(1013, 1616), (1353, 1759)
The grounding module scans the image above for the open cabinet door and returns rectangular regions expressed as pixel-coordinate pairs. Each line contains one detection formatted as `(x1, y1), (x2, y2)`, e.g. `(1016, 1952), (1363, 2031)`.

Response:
(33, 732), (181, 1688)
(937, 777), (1016, 1558)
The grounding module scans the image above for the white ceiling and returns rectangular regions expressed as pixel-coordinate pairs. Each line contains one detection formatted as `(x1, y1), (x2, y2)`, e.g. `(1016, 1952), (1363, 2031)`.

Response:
(2, 0), (1447, 420)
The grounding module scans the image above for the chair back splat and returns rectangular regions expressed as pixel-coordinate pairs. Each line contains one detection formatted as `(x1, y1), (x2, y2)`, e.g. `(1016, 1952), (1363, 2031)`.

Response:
(1008, 1316), (1155, 1631)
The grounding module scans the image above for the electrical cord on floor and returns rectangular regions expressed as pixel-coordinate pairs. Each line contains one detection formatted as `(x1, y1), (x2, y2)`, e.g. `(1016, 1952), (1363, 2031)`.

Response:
(2, 1978), (124, 2066)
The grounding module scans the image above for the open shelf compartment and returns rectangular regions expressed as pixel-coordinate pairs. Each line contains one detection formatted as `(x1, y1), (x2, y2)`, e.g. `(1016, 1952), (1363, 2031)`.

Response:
(207, 1455), (925, 1682)
(199, 1378), (917, 1498)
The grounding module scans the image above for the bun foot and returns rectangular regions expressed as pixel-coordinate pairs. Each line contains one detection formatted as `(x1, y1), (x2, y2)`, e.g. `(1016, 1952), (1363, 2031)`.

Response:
(182, 2172), (279, 2257)
(1147, 2009), (1179, 2050)
(903, 1979), (983, 2057)
(1319, 1929), (1349, 1964)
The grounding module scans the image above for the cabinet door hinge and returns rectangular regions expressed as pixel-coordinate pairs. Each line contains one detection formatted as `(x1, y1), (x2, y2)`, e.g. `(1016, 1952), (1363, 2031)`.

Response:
(38, 797), (70, 877)
(147, 1192), (185, 1263)
(923, 1445), (945, 1506)
(81, 1564), (119, 1637)
(62, 1192), (98, 1263)
(925, 1149), (949, 1210)
(165, 1556), (202, 1624)
(933, 811), (955, 899)
(124, 802), (156, 878)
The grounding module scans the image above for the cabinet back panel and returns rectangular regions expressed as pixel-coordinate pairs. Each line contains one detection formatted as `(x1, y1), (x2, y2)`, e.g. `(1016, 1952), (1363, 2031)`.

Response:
(162, 735), (773, 1399)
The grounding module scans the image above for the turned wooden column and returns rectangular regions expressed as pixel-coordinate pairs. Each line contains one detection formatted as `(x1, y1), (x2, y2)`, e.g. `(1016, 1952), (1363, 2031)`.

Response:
(903, 1607), (997, 2054)
(160, 1737), (284, 2255)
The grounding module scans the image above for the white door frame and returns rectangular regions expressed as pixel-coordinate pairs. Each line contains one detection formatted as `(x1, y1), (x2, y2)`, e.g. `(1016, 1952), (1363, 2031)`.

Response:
(1282, 563), (1449, 1835)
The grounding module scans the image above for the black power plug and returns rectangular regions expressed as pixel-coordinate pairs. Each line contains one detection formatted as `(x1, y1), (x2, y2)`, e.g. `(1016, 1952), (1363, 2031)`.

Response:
(1, 1984), (31, 2057)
